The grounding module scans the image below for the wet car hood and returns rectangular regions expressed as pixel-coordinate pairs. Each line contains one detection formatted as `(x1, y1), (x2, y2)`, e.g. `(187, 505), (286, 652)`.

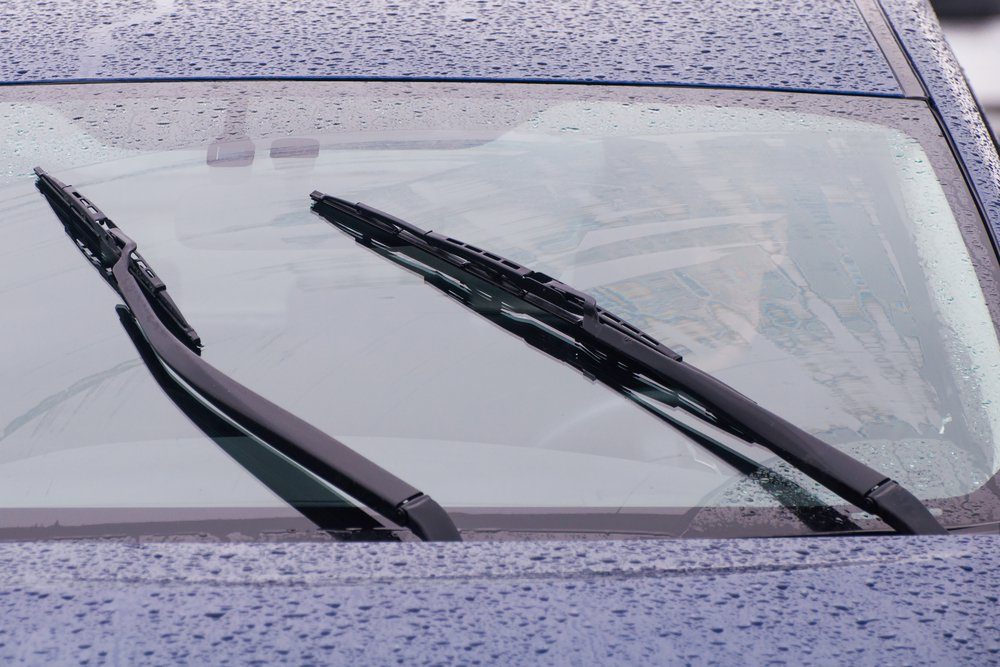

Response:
(2, 535), (998, 663)
(1, 0), (905, 96)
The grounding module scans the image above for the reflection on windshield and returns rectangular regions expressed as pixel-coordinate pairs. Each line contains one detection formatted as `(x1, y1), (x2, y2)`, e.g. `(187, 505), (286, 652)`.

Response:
(0, 82), (998, 536)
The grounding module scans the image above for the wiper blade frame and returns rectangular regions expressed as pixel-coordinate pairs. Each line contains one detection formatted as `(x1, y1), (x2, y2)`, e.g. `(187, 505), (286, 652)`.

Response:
(310, 191), (947, 536)
(34, 167), (203, 353)
(35, 169), (461, 542)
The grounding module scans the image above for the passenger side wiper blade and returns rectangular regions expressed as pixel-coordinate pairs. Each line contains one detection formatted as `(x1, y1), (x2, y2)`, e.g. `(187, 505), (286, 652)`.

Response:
(309, 199), (858, 534)
(310, 191), (947, 536)
(34, 169), (461, 542)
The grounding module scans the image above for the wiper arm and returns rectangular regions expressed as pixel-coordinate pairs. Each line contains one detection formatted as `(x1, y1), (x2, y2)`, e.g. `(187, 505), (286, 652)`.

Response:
(34, 169), (460, 542)
(311, 191), (947, 536)
(114, 305), (398, 541)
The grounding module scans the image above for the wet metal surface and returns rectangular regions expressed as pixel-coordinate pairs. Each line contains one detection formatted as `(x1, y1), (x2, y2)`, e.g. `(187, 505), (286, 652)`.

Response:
(3, 0), (902, 95)
(883, 0), (1000, 246)
(0, 536), (998, 664)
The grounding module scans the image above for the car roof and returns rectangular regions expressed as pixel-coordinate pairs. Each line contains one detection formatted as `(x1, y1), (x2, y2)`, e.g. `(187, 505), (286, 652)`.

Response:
(2, 0), (912, 96)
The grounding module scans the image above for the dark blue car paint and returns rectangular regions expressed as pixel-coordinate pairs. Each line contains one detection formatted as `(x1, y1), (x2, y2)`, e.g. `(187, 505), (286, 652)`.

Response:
(3, 0), (904, 94)
(2, 536), (999, 664)
(3, 0), (1000, 663)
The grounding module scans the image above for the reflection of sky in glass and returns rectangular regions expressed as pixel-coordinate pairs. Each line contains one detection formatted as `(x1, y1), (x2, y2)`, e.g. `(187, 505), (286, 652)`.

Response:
(0, 82), (996, 519)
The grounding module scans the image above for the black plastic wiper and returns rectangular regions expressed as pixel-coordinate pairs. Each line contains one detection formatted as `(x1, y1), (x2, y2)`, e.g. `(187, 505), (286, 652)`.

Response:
(34, 169), (460, 542)
(114, 305), (398, 541)
(311, 191), (947, 536)
(32, 169), (202, 353)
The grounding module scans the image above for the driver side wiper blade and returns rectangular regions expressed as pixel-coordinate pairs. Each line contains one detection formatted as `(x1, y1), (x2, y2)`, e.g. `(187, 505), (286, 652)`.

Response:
(34, 169), (461, 542)
(310, 191), (947, 536)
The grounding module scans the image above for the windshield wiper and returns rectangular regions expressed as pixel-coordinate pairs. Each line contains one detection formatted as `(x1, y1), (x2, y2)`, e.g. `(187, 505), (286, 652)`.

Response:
(310, 191), (947, 536)
(113, 305), (398, 541)
(33, 168), (460, 542)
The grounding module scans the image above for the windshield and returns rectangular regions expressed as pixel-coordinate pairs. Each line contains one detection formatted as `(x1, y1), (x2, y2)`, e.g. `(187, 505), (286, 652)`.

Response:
(2, 81), (999, 540)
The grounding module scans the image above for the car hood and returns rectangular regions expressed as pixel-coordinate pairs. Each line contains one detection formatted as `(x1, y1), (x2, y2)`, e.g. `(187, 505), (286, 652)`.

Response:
(1, 0), (907, 96)
(1, 534), (997, 663)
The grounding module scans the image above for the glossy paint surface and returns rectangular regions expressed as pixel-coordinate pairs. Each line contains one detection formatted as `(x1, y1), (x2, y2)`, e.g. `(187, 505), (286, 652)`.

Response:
(2, 0), (903, 94)
(0, 535), (998, 664)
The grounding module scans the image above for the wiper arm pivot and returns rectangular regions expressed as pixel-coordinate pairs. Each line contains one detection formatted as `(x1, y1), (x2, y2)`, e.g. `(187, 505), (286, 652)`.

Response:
(311, 191), (946, 536)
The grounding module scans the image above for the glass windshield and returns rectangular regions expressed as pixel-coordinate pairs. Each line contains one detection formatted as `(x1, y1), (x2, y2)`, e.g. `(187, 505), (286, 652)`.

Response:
(2, 81), (999, 539)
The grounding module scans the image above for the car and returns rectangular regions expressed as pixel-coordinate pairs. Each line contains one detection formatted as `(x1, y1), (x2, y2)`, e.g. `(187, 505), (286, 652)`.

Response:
(1, 0), (999, 664)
